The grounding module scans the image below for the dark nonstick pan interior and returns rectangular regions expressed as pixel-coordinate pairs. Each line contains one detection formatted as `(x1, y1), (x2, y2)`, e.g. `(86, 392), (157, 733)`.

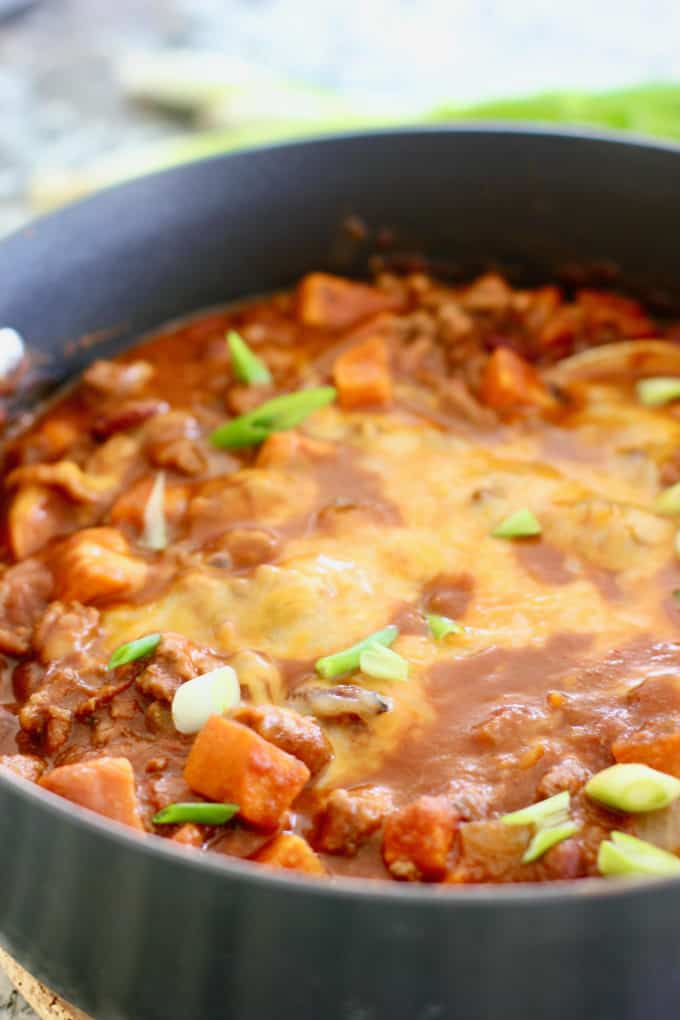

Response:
(2, 127), (680, 1020)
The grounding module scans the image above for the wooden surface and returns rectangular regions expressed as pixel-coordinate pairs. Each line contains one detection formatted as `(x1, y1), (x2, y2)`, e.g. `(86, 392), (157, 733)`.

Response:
(0, 951), (91, 1020)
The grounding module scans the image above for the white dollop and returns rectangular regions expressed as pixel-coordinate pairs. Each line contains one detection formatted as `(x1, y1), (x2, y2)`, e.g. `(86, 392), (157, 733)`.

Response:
(0, 328), (25, 378)
(142, 471), (167, 551)
(171, 665), (240, 735)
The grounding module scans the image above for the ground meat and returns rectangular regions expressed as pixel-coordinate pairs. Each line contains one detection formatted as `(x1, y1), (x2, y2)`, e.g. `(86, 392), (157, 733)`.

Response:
(536, 757), (591, 799)
(143, 411), (207, 475)
(0, 559), (53, 656)
(445, 778), (494, 820)
(313, 785), (393, 856)
(233, 703), (332, 775)
(19, 690), (73, 753)
(83, 359), (154, 396)
(382, 796), (459, 882)
(134, 633), (226, 703)
(74, 676), (136, 719)
(92, 399), (169, 438)
(33, 601), (100, 665)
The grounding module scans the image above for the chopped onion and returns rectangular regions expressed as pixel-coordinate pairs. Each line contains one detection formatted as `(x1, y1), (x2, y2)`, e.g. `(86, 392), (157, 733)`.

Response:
(546, 340), (680, 384)
(598, 831), (680, 878)
(634, 799), (680, 854)
(0, 328), (24, 378)
(585, 763), (680, 813)
(359, 642), (409, 682)
(171, 665), (240, 734)
(142, 471), (167, 551)
(491, 508), (541, 540)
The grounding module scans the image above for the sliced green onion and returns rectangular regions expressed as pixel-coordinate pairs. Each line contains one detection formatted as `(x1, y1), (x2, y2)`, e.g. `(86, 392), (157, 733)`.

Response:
(227, 329), (272, 386)
(107, 633), (161, 670)
(502, 791), (570, 829)
(315, 625), (398, 679)
(153, 802), (239, 826)
(523, 821), (580, 864)
(673, 590), (680, 603)
(142, 471), (167, 551)
(171, 665), (240, 734)
(655, 481), (680, 516)
(637, 377), (680, 407)
(491, 508), (542, 539)
(598, 831), (680, 877)
(585, 763), (680, 813)
(211, 386), (336, 448)
(359, 642), (408, 682)
(426, 613), (463, 640)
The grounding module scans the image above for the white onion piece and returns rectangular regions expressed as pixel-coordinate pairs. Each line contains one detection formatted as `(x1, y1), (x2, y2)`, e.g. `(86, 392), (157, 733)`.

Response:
(546, 340), (680, 385)
(634, 799), (680, 854)
(171, 666), (240, 735)
(142, 471), (167, 551)
(0, 328), (25, 378)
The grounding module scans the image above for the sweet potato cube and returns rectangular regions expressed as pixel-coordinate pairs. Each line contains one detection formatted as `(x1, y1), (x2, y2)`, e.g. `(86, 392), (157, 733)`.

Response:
(333, 336), (393, 409)
(382, 795), (458, 882)
(612, 731), (680, 778)
(481, 347), (556, 413)
(254, 833), (326, 876)
(40, 756), (144, 831)
(184, 716), (310, 830)
(51, 527), (148, 603)
(297, 272), (399, 329)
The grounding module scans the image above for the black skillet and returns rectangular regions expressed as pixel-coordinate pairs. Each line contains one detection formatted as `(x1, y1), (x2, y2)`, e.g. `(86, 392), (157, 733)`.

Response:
(1, 127), (680, 1020)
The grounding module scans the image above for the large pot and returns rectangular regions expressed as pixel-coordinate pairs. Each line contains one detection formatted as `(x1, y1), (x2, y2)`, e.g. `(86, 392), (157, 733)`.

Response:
(1, 128), (680, 1020)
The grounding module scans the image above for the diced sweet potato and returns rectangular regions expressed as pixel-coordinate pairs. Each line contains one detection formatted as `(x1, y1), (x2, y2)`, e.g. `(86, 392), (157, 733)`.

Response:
(183, 716), (310, 830)
(255, 431), (334, 469)
(171, 823), (205, 848)
(612, 731), (680, 778)
(382, 795), (458, 882)
(51, 527), (148, 604)
(297, 273), (400, 330)
(332, 336), (393, 409)
(254, 833), (326, 876)
(481, 347), (556, 413)
(7, 484), (74, 559)
(314, 785), (393, 856)
(40, 756), (144, 831)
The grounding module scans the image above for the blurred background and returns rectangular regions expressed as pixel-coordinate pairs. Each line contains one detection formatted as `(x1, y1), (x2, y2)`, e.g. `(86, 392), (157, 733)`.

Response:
(3, 0), (680, 238)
